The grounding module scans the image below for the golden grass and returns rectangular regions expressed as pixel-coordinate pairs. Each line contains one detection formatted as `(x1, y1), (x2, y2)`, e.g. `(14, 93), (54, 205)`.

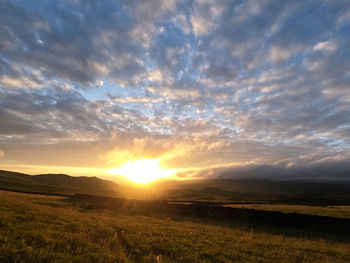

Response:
(1, 190), (350, 262)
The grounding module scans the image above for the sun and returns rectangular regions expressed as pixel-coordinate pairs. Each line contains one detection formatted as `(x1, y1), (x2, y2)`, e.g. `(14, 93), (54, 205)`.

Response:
(109, 158), (176, 184)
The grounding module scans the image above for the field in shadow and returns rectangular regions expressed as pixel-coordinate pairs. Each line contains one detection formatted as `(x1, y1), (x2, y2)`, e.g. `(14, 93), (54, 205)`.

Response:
(71, 194), (350, 237)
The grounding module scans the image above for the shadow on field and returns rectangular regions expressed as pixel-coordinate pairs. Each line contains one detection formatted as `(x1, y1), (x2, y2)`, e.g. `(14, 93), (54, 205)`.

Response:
(70, 194), (350, 239)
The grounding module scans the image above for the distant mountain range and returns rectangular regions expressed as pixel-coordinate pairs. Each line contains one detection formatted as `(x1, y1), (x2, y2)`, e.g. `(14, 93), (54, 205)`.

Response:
(1, 169), (350, 204)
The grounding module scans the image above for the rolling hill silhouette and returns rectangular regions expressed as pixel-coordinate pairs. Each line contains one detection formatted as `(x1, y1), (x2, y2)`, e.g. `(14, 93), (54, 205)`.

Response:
(1, 169), (350, 204)
(0, 170), (120, 197)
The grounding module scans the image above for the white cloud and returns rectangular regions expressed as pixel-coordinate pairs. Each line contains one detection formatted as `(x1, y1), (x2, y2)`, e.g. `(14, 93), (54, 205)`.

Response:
(191, 16), (214, 36)
(190, 0), (225, 36)
(269, 46), (294, 64)
(148, 70), (163, 82)
(313, 40), (337, 52)
(337, 8), (350, 26)
(171, 13), (191, 34)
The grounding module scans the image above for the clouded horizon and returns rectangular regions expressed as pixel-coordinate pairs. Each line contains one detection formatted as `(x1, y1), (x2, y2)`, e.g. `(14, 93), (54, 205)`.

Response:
(1, 0), (350, 181)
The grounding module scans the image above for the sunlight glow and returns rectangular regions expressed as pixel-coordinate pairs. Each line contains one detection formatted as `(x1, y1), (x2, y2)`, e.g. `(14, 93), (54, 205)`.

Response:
(109, 159), (176, 184)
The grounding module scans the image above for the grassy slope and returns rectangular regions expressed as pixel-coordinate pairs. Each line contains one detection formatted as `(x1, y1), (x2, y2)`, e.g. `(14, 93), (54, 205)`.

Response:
(1, 190), (350, 263)
(0, 169), (120, 197)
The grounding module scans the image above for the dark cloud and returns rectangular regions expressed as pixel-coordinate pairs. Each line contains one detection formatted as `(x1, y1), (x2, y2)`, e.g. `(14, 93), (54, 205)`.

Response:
(227, 158), (350, 181)
(183, 153), (350, 181)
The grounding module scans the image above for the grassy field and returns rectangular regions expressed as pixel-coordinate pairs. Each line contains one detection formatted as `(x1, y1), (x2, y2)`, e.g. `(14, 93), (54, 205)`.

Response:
(1, 190), (350, 262)
(224, 204), (350, 219)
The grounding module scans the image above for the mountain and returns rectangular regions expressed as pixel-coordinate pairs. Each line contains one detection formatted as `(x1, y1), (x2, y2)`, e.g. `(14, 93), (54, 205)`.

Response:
(0, 170), (120, 197)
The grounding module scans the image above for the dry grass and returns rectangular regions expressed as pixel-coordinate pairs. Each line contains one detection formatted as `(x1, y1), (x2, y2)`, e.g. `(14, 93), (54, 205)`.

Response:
(1, 190), (350, 262)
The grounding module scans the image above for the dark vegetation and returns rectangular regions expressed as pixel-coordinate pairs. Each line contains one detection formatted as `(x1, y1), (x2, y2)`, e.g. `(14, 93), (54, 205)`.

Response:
(71, 194), (350, 236)
(156, 179), (350, 205)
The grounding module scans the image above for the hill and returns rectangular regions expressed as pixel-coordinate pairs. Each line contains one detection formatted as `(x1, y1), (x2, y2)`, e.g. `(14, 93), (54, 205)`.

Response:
(0, 170), (120, 197)
(2, 169), (350, 204)
(151, 178), (350, 204)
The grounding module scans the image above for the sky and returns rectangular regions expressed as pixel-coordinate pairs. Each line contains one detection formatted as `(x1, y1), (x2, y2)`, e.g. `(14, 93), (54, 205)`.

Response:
(0, 0), (350, 181)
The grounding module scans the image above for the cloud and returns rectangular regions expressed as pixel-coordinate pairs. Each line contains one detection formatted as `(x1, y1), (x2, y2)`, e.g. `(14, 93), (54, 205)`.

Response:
(0, 0), (350, 178)
(313, 40), (338, 52)
(0, 0), (181, 89)
(190, 0), (225, 36)
(180, 153), (350, 181)
(269, 46), (295, 65)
